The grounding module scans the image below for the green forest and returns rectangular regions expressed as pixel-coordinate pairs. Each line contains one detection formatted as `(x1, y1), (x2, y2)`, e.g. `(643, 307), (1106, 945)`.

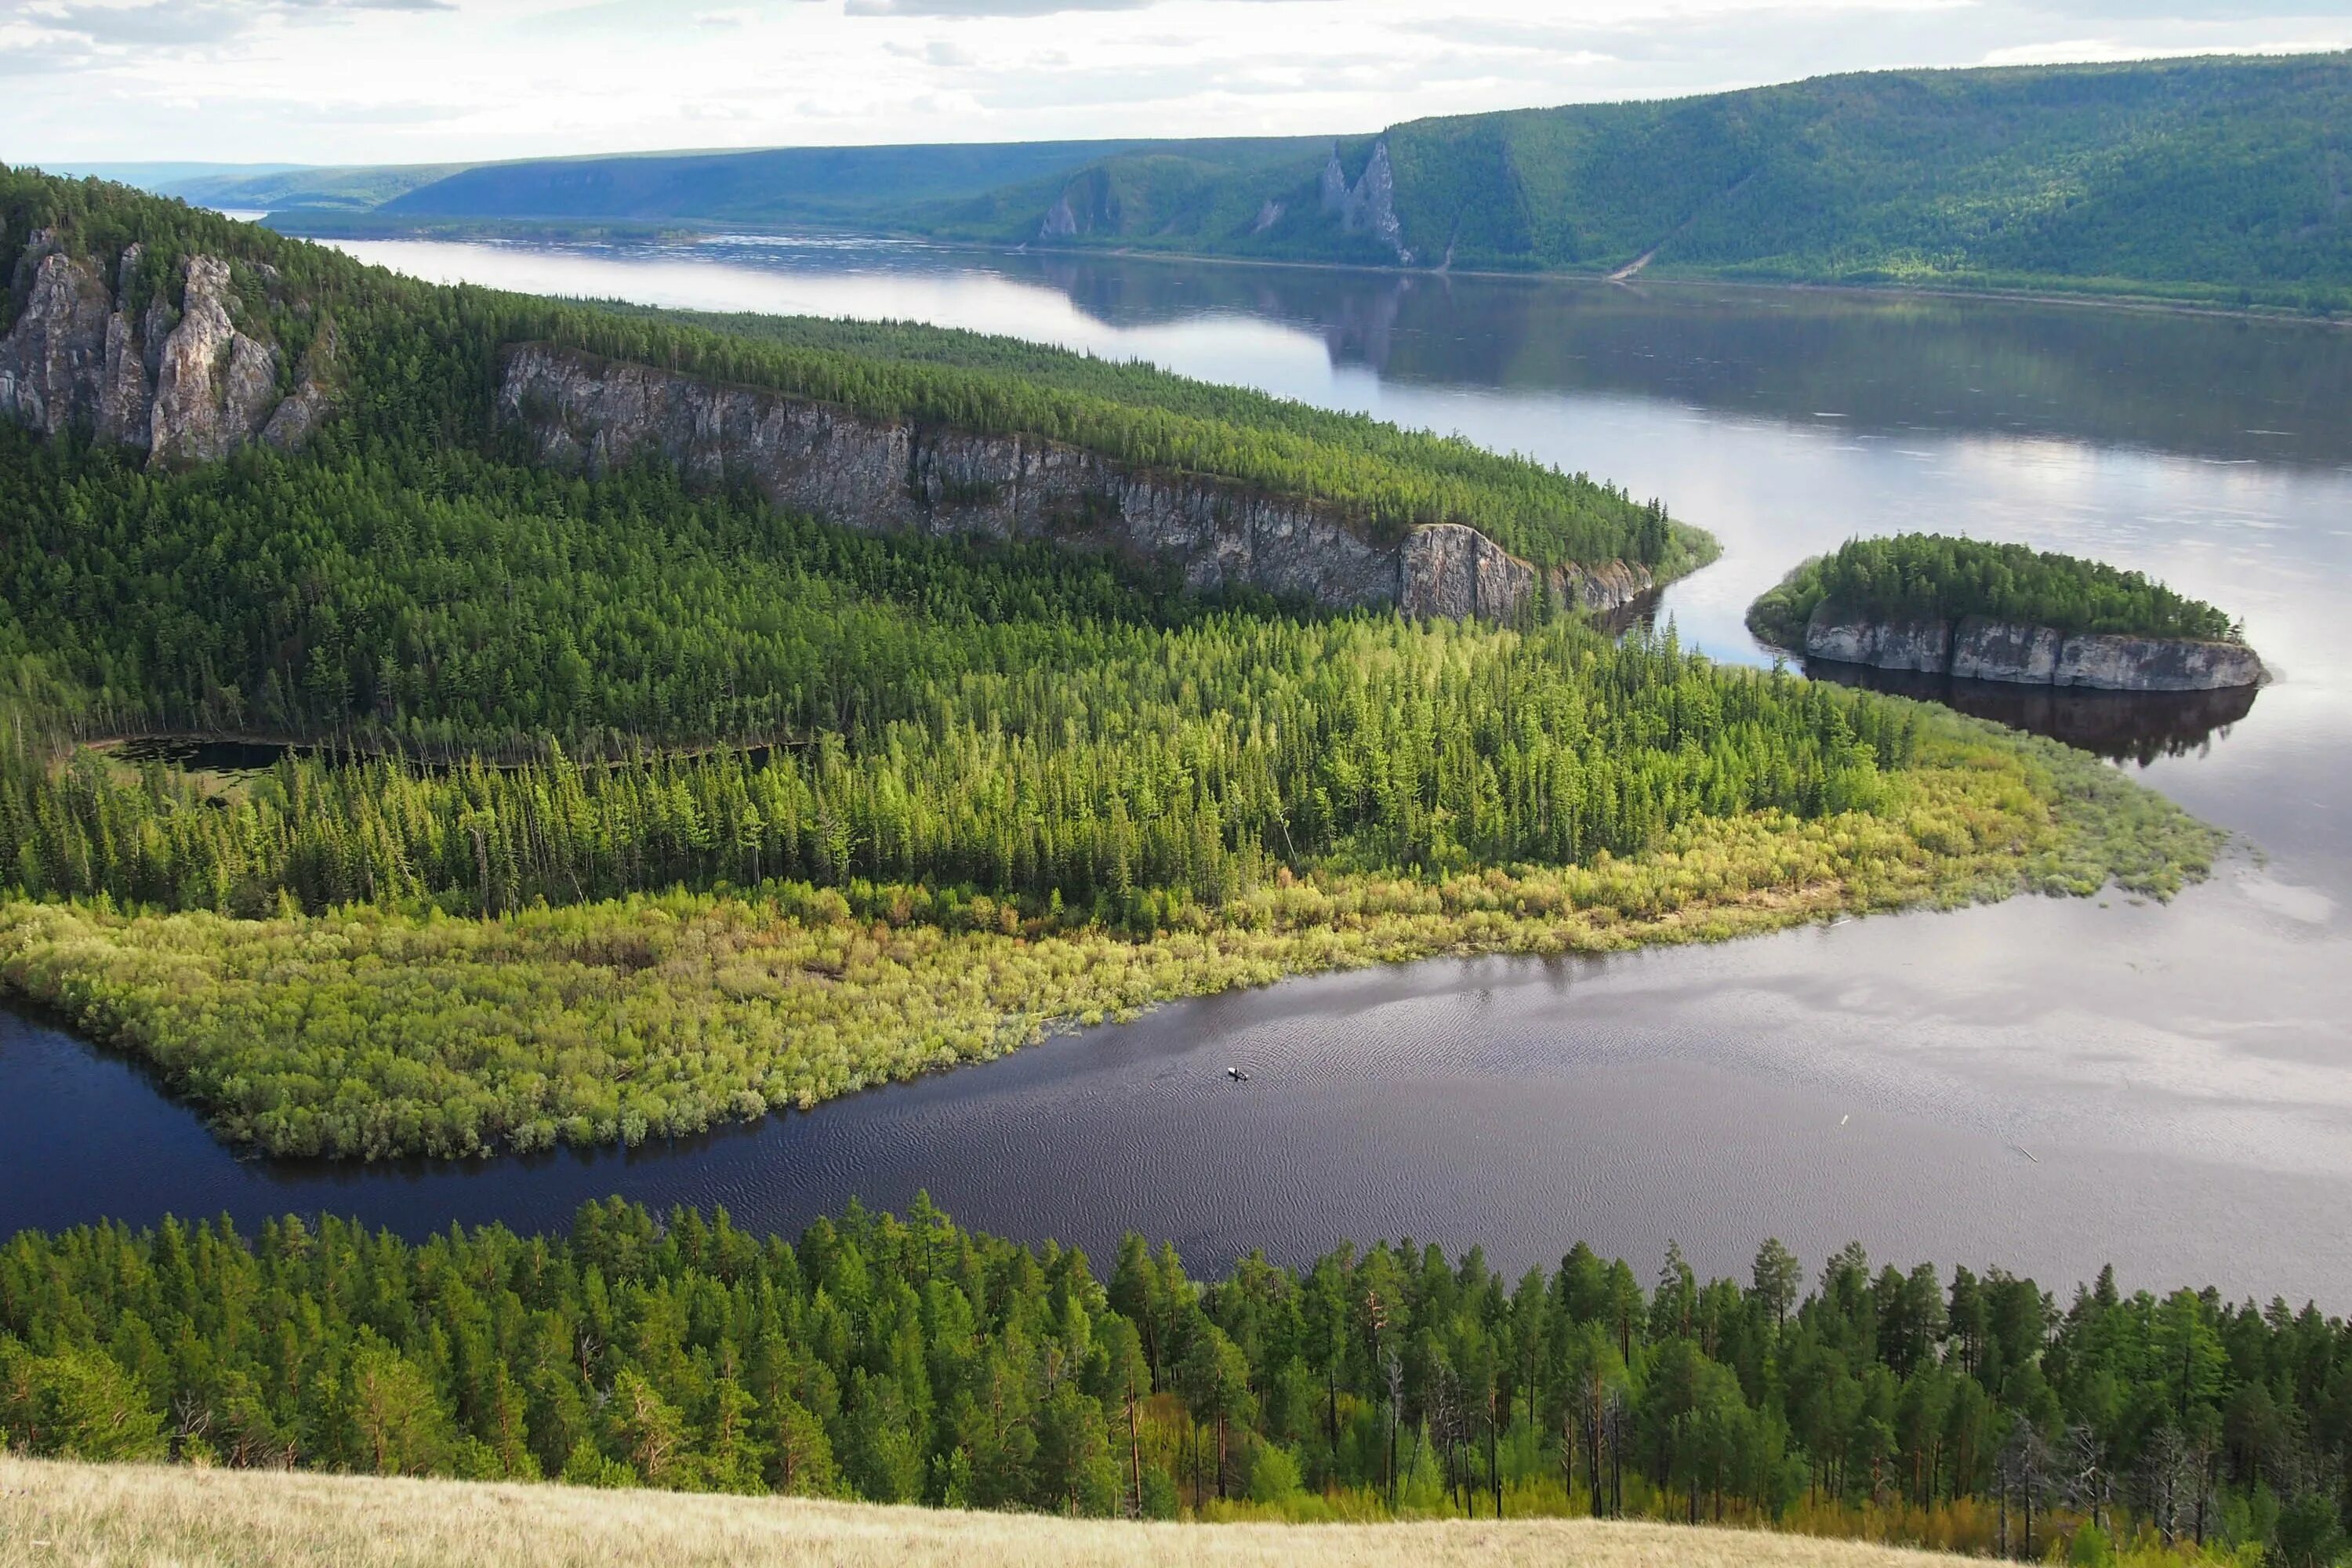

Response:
(1746, 535), (2241, 651)
(5, 1197), (2350, 1565)
(944, 55), (2352, 312)
(194, 55), (2352, 312)
(0, 172), (2223, 1160)
(2, 168), (1689, 579)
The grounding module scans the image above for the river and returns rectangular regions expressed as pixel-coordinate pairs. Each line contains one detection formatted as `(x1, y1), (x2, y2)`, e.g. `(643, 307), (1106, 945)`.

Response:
(5, 233), (2350, 1303)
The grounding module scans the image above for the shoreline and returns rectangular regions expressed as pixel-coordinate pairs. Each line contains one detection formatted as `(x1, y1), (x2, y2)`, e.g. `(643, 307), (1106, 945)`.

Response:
(0, 710), (2223, 1165)
(274, 211), (2352, 333)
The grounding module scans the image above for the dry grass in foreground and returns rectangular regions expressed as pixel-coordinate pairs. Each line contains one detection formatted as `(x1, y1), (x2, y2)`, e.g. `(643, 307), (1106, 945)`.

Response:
(0, 1456), (1975, 1568)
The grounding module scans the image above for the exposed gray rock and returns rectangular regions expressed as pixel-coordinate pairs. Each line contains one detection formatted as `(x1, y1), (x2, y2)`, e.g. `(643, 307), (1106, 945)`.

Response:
(1321, 141), (1412, 265)
(1804, 601), (1951, 673)
(95, 307), (152, 450)
(1319, 147), (1350, 216)
(2053, 632), (2266, 691)
(1952, 615), (2062, 682)
(150, 255), (281, 468)
(261, 321), (339, 452)
(1039, 194), (1079, 239)
(1806, 599), (2263, 691)
(2, 241), (323, 467)
(0, 247), (114, 437)
(499, 343), (1651, 622)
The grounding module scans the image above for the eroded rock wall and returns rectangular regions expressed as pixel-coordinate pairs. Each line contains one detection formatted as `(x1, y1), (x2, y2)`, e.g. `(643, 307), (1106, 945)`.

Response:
(1804, 600), (2263, 692)
(499, 343), (1651, 621)
(0, 236), (330, 468)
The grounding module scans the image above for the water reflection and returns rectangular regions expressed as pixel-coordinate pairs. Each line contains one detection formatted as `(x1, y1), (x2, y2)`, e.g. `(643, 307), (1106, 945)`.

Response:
(1803, 661), (2263, 765)
(16, 227), (2338, 1303)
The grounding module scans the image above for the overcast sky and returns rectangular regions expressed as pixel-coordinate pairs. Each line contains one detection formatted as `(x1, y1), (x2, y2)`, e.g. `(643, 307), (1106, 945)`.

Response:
(5, 0), (2347, 166)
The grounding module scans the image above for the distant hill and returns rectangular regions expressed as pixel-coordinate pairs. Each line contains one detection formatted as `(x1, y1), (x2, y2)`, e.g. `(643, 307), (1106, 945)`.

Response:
(916, 53), (2352, 308)
(372, 138), (1330, 230)
(166, 162), (477, 212)
(92, 52), (2352, 310)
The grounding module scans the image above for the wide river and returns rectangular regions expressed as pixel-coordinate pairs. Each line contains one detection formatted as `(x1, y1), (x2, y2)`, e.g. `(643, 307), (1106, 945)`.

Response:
(7, 234), (2352, 1304)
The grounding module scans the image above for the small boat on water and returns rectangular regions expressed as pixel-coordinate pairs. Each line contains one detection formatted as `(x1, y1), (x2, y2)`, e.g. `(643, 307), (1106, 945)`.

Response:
(1227, 1065), (1250, 1083)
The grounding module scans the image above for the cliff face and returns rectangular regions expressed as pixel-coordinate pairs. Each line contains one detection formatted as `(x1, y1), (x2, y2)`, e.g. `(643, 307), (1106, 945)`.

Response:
(1319, 142), (1411, 264)
(0, 235), (331, 468)
(499, 343), (1650, 620)
(1804, 601), (2264, 691)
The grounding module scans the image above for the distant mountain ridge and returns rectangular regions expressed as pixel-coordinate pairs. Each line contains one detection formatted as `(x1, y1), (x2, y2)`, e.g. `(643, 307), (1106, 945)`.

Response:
(72, 51), (2352, 309)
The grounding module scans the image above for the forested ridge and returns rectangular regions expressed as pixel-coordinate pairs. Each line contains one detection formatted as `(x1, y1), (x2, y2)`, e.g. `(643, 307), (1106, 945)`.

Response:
(1747, 535), (2241, 652)
(4, 1198), (2349, 1565)
(904, 54), (2352, 314)
(2, 167), (1686, 580)
(0, 171), (2224, 1160)
(201, 56), (2352, 313)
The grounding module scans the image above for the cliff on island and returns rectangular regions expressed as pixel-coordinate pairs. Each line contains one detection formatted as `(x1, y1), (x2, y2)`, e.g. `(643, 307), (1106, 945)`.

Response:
(1749, 534), (2263, 693)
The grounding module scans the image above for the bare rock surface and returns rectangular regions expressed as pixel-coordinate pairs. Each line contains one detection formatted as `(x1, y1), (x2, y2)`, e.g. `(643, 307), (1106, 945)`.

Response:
(500, 343), (1651, 620)
(1, 242), (329, 468)
(1805, 599), (2263, 692)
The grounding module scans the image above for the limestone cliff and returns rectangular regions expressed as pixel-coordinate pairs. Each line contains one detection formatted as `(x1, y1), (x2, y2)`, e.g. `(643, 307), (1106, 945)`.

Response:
(1319, 142), (1411, 265)
(499, 343), (1650, 620)
(0, 234), (332, 467)
(1802, 600), (2264, 692)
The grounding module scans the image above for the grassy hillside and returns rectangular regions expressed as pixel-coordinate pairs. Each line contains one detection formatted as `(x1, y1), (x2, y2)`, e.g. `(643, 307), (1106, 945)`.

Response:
(247, 54), (2352, 310)
(957, 55), (2352, 308)
(0, 1459), (1989, 1568)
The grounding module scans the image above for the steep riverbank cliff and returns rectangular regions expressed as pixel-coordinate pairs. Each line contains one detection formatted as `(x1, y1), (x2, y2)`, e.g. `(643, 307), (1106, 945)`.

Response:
(0, 236), (332, 466)
(498, 343), (1653, 619)
(1802, 600), (2265, 691)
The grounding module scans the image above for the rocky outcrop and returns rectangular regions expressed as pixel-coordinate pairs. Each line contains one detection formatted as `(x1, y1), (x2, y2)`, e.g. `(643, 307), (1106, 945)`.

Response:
(1319, 142), (1412, 264)
(499, 343), (1651, 621)
(0, 238), (331, 468)
(147, 256), (280, 468)
(1803, 600), (2264, 692)
(0, 234), (114, 439)
(1802, 604), (1951, 674)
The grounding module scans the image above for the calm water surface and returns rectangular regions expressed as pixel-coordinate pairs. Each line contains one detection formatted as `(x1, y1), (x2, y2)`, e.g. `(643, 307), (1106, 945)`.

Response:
(6, 234), (2350, 1301)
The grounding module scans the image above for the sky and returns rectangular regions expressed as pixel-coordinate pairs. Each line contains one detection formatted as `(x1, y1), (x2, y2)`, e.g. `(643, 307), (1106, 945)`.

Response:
(4, 0), (2348, 167)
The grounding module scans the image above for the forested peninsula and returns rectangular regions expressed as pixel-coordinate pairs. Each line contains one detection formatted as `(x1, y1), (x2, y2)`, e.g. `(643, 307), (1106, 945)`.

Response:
(5, 1196), (2350, 1566)
(0, 171), (2219, 1160)
(1749, 536), (2265, 694)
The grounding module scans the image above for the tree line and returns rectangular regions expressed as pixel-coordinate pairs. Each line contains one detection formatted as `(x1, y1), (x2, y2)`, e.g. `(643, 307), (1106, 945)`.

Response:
(2, 1200), (2346, 1563)
(1, 612), (1911, 924)
(1747, 533), (2240, 650)
(2, 167), (1693, 575)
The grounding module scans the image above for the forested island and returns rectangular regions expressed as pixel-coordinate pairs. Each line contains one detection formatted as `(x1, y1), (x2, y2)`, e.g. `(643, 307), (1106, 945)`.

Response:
(0, 169), (2222, 1160)
(5, 1196), (2350, 1566)
(1748, 535), (2265, 693)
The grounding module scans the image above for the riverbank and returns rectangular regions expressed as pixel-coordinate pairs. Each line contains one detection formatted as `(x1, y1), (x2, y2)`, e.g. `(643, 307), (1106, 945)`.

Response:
(0, 713), (2220, 1161)
(269, 210), (2350, 330)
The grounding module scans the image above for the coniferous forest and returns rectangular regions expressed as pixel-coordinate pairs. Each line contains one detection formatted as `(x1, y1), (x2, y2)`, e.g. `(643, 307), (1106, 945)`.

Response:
(5, 170), (2342, 1565)
(1747, 535), (2243, 653)
(0, 169), (2216, 1158)
(4, 1197), (2350, 1565)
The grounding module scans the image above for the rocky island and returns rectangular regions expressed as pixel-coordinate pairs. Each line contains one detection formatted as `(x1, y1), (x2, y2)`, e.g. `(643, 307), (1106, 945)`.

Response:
(1748, 533), (2265, 692)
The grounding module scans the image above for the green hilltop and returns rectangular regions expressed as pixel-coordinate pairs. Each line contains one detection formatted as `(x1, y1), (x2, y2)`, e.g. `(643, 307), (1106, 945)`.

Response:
(107, 53), (2352, 312)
